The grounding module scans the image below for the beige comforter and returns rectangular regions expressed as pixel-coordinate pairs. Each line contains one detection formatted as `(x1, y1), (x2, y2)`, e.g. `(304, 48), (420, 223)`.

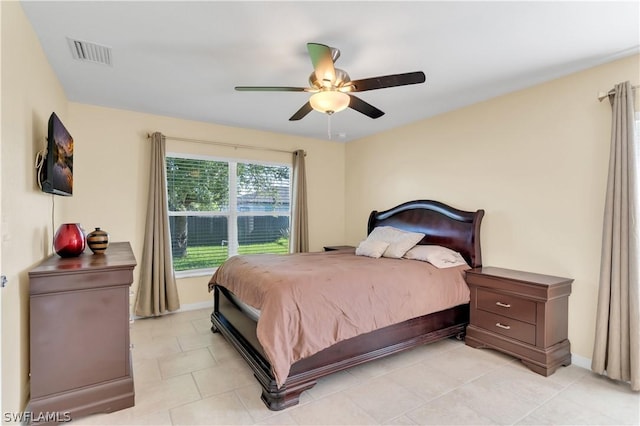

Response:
(208, 248), (470, 387)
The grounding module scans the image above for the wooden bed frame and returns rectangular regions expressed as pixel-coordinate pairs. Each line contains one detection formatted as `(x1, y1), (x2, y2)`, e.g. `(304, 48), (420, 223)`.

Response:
(210, 199), (484, 410)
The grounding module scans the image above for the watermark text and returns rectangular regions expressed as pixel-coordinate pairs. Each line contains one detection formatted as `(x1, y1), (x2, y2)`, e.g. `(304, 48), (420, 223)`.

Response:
(3, 411), (72, 424)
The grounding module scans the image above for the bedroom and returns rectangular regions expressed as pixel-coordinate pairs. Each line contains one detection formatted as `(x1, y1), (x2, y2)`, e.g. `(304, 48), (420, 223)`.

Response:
(1, 0), (639, 424)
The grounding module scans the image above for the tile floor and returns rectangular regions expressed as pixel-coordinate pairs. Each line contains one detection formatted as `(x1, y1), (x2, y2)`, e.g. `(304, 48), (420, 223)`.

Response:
(73, 307), (639, 425)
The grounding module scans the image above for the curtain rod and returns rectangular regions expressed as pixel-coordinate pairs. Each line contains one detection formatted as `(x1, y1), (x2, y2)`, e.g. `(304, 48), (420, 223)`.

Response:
(597, 84), (639, 102)
(146, 133), (299, 155)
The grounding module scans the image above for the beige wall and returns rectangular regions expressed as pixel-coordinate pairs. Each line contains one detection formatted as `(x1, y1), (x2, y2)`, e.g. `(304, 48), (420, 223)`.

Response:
(1, 1), (70, 414)
(345, 54), (639, 363)
(65, 103), (346, 306)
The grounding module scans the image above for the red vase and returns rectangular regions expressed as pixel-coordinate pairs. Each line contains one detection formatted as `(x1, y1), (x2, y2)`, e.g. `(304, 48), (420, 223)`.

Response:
(54, 223), (86, 257)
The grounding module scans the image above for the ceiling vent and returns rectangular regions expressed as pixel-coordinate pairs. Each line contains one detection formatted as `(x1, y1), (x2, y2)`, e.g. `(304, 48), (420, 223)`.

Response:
(67, 38), (112, 66)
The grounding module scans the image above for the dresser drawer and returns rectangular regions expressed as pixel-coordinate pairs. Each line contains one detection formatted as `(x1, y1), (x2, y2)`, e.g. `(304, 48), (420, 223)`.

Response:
(476, 288), (536, 323)
(474, 310), (536, 345)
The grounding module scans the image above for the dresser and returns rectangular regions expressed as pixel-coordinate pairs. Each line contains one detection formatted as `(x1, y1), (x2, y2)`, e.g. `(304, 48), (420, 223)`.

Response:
(465, 266), (572, 376)
(28, 242), (136, 422)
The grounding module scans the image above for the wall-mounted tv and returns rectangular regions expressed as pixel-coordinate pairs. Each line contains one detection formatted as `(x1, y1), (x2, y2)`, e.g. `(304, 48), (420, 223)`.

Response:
(39, 112), (73, 196)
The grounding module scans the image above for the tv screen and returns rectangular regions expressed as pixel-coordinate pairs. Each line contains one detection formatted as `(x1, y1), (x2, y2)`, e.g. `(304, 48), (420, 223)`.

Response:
(40, 112), (73, 196)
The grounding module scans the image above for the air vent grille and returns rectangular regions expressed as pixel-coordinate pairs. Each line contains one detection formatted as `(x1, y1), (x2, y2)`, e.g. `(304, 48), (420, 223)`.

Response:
(67, 38), (112, 66)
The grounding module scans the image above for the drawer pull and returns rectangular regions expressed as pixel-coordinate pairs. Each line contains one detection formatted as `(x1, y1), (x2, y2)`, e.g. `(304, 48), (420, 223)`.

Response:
(495, 322), (511, 330)
(495, 301), (511, 308)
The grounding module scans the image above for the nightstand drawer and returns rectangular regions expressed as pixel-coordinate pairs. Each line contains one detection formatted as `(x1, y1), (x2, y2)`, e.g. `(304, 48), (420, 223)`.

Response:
(474, 310), (536, 345)
(476, 288), (536, 324)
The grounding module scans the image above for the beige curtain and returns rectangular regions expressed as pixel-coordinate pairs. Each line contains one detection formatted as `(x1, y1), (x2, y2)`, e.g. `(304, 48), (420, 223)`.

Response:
(134, 132), (180, 316)
(592, 81), (639, 391)
(291, 149), (309, 253)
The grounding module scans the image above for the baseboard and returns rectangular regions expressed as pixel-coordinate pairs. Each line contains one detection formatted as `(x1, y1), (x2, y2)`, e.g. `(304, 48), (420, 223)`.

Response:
(571, 353), (592, 370)
(132, 300), (213, 320)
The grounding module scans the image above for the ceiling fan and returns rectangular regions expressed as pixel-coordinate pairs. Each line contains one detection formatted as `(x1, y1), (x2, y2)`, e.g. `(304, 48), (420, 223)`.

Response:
(235, 43), (426, 121)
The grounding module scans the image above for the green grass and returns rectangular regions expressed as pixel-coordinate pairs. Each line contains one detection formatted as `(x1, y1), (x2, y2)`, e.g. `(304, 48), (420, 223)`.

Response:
(173, 238), (289, 271)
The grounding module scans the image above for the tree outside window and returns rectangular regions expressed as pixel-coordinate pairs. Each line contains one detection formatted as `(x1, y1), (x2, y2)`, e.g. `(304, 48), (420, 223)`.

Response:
(166, 155), (291, 274)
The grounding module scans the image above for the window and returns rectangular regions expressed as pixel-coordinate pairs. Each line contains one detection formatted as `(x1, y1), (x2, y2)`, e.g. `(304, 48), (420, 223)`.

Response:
(166, 154), (291, 275)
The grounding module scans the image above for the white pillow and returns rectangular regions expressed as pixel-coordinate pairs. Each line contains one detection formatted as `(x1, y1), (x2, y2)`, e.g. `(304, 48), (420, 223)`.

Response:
(403, 245), (469, 268)
(355, 239), (390, 258)
(367, 226), (425, 259)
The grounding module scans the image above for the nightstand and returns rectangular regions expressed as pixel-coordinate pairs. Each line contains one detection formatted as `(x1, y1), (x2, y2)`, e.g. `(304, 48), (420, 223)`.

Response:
(465, 266), (572, 376)
(323, 245), (355, 251)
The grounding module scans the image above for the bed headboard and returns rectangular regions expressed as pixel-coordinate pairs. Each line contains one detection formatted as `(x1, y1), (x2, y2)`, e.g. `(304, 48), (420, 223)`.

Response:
(367, 200), (485, 268)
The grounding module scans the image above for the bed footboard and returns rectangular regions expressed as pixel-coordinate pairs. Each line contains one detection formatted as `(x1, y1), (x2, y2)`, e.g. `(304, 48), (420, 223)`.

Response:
(211, 285), (469, 410)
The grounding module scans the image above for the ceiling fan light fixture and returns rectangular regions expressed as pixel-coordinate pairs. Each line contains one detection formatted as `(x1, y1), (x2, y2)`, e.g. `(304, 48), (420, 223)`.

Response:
(236, 42), (425, 121)
(309, 91), (350, 114)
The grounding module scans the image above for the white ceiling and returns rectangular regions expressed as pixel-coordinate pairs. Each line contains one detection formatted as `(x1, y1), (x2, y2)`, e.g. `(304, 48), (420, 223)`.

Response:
(20, 1), (640, 142)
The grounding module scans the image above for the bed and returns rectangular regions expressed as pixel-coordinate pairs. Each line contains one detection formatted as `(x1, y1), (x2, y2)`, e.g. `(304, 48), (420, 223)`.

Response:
(208, 199), (484, 410)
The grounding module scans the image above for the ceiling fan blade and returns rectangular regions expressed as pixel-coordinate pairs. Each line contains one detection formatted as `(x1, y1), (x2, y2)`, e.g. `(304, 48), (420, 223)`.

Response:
(235, 86), (308, 92)
(349, 71), (426, 92)
(307, 43), (336, 86)
(348, 95), (385, 119)
(289, 102), (313, 121)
